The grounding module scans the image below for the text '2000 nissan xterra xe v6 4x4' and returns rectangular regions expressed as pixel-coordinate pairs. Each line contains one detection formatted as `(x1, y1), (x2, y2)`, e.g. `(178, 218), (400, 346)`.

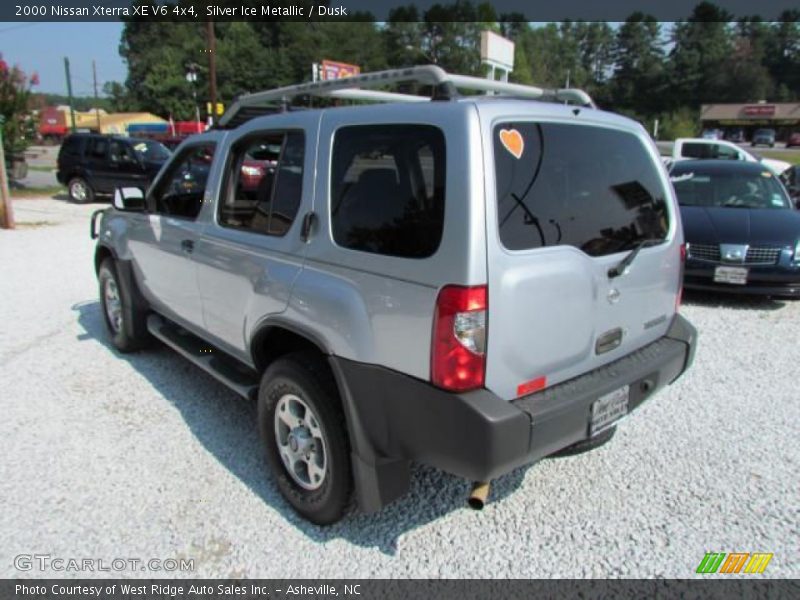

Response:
(91, 67), (696, 524)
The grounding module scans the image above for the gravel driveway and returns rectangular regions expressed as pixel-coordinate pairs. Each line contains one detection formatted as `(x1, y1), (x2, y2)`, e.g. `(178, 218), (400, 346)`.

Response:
(1, 198), (797, 579)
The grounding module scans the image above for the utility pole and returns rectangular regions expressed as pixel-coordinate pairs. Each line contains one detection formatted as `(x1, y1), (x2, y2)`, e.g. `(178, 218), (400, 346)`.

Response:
(63, 57), (76, 133)
(185, 64), (201, 133)
(0, 115), (14, 230)
(92, 60), (101, 132)
(207, 21), (217, 125)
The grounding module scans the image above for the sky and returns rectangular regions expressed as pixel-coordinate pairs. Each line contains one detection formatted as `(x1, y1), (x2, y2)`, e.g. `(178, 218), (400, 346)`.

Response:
(0, 22), (127, 95)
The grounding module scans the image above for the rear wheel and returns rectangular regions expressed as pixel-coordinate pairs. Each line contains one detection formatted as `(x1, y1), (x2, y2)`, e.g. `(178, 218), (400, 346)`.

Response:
(68, 176), (94, 204)
(257, 353), (353, 525)
(549, 426), (617, 458)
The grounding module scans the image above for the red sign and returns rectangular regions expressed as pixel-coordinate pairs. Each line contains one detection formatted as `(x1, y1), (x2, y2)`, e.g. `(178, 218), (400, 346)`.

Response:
(320, 60), (360, 81)
(743, 105), (776, 117)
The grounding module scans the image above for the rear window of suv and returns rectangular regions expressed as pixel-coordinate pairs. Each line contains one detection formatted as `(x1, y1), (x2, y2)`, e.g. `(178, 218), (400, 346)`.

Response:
(494, 122), (669, 256)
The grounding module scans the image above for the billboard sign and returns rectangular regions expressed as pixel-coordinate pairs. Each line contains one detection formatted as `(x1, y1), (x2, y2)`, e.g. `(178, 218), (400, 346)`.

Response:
(320, 60), (361, 81)
(743, 105), (776, 117)
(480, 31), (515, 70)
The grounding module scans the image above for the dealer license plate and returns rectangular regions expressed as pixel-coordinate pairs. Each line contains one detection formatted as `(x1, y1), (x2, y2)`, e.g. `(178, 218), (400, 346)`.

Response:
(714, 266), (748, 285)
(590, 385), (630, 437)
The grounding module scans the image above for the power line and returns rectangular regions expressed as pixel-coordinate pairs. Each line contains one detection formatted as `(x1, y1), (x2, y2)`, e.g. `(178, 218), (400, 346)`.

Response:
(0, 23), (39, 35)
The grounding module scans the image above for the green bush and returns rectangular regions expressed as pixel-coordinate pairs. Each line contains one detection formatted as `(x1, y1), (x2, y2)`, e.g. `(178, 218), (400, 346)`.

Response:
(657, 108), (699, 141)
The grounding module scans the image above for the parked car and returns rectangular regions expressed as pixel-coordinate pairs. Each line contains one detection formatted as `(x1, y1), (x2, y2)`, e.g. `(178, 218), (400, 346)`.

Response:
(671, 137), (791, 176)
(725, 128), (745, 143)
(751, 128), (776, 148)
(91, 66), (696, 524)
(786, 132), (800, 148)
(670, 160), (800, 297)
(701, 128), (723, 140)
(57, 133), (172, 203)
(780, 165), (800, 208)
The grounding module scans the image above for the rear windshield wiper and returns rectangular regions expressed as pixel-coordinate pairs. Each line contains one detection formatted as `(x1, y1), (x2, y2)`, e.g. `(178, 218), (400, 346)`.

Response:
(608, 238), (664, 279)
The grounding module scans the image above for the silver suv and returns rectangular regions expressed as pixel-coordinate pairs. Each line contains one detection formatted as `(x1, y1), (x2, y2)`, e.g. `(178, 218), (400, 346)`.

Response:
(91, 67), (696, 524)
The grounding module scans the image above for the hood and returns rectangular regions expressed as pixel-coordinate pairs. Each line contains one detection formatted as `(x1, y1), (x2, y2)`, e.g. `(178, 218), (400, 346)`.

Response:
(760, 157), (792, 174)
(680, 206), (800, 246)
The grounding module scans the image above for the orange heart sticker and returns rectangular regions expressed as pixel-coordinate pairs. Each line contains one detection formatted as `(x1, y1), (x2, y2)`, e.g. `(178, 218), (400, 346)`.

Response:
(499, 128), (524, 159)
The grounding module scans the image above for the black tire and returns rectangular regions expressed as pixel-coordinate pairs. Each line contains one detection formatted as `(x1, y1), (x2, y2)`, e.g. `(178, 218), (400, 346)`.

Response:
(549, 426), (617, 458)
(257, 353), (353, 525)
(68, 176), (94, 204)
(98, 258), (150, 352)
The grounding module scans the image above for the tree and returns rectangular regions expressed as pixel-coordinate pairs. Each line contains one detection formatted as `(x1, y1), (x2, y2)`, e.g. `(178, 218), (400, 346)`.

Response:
(384, 7), (425, 68)
(717, 28), (773, 101)
(0, 54), (38, 157)
(667, 2), (734, 109)
(215, 21), (274, 100)
(610, 14), (665, 113)
(764, 12), (800, 100)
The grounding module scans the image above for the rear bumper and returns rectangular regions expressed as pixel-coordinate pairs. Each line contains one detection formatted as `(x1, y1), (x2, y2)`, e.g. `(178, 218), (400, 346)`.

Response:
(333, 314), (696, 509)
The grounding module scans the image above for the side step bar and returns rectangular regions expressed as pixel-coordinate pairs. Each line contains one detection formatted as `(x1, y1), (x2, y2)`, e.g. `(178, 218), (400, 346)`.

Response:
(146, 315), (259, 401)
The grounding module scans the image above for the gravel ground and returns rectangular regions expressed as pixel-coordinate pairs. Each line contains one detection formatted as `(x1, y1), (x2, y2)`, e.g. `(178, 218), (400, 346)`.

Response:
(1, 197), (798, 579)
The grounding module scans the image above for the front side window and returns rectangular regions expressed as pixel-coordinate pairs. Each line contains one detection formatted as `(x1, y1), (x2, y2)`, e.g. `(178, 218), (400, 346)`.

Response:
(330, 124), (446, 258)
(150, 143), (216, 220)
(109, 140), (137, 164)
(494, 122), (669, 255)
(219, 131), (304, 236)
(132, 140), (171, 163)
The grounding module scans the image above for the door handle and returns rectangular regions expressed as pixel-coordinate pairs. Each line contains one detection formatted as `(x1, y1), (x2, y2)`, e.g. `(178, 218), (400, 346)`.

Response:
(301, 211), (317, 243)
(181, 239), (195, 253)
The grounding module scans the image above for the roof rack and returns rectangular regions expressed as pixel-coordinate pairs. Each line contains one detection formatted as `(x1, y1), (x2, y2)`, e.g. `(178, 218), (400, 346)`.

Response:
(218, 65), (595, 127)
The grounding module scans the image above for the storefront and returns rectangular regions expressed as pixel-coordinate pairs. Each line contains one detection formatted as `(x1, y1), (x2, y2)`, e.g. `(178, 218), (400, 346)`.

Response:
(700, 102), (800, 142)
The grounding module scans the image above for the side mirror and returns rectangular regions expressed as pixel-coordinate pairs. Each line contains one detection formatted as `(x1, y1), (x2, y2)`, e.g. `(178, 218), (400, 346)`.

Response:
(113, 186), (146, 212)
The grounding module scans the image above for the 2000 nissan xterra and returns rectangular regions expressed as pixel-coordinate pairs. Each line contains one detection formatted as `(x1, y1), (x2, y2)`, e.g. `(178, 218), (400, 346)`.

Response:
(91, 66), (696, 524)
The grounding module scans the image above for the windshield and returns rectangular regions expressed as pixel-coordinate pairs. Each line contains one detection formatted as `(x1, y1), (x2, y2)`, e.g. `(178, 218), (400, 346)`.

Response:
(493, 122), (669, 256)
(131, 140), (171, 162)
(671, 167), (791, 209)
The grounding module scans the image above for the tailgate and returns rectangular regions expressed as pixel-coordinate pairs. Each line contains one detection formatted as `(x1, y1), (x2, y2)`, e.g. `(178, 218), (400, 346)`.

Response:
(483, 117), (682, 401)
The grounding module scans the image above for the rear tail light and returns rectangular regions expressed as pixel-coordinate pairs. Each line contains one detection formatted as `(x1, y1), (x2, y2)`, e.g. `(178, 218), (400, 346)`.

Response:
(676, 243), (686, 311)
(431, 285), (487, 392)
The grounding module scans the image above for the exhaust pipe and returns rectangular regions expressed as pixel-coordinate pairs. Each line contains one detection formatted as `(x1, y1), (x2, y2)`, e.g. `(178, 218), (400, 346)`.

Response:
(467, 481), (491, 510)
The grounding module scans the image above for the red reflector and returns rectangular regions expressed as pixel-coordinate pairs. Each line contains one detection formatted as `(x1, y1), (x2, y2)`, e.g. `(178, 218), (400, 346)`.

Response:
(517, 376), (547, 397)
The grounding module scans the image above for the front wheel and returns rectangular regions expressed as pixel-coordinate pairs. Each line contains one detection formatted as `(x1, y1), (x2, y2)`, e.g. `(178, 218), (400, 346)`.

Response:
(257, 353), (353, 525)
(98, 258), (150, 352)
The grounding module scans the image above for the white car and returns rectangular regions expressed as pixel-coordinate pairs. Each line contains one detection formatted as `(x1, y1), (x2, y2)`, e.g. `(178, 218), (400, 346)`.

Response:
(671, 137), (791, 176)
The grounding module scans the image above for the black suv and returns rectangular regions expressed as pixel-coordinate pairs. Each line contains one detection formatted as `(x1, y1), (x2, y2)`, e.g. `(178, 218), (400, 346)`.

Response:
(57, 133), (171, 203)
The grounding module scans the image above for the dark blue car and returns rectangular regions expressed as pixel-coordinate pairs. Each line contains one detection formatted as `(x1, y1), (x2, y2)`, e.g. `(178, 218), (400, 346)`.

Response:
(670, 160), (800, 297)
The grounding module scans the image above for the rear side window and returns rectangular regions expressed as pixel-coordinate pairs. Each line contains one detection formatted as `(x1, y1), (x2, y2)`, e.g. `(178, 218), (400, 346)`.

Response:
(89, 138), (108, 159)
(60, 136), (83, 157)
(494, 122), (668, 256)
(683, 142), (738, 160)
(330, 124), (445, 259)
(682, 143), (712, 159)
(219, 131), (305, 236)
